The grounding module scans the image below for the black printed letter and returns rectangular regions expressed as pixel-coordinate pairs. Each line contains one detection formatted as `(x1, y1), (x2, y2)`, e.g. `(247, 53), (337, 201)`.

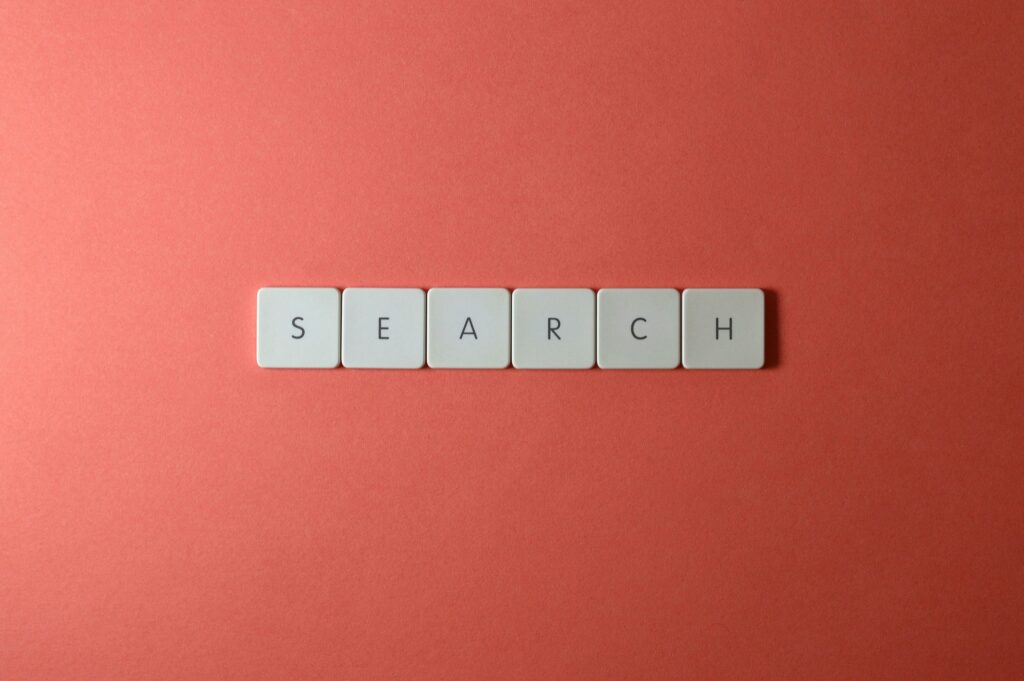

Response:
(631, 317), (648, 340)
(460, 317), (478, 339)
(378, 317), (390, 340)
(291, 317), (305, 339)
(547, 317), (562, 340)
(715, 317), (733, 340)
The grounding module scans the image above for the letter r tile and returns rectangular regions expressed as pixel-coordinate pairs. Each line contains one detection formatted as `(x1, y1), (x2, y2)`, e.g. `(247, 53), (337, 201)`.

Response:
(512, 288), (595, 369)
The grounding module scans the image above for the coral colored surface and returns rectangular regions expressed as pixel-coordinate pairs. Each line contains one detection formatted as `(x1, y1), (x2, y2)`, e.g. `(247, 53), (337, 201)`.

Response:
(2, 2), (1022, 679)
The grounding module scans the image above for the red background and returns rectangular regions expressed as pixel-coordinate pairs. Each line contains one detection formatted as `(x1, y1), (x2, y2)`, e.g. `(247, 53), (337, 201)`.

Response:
(2, 2), (1022, 679)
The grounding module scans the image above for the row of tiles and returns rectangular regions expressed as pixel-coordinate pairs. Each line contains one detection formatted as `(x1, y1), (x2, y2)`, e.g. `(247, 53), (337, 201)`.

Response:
(257, 287), (765, 370)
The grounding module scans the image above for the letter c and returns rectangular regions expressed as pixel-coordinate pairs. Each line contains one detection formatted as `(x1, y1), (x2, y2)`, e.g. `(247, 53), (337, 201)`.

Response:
(630, 317), (647, 340)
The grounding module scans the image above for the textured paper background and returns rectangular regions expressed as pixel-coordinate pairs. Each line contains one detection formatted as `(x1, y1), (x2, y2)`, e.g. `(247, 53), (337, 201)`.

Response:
(2, 2), (1022, 679)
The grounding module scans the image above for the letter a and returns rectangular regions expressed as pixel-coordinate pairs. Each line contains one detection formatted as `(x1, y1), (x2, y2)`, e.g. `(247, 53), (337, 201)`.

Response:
(460, 317), (478, 339)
